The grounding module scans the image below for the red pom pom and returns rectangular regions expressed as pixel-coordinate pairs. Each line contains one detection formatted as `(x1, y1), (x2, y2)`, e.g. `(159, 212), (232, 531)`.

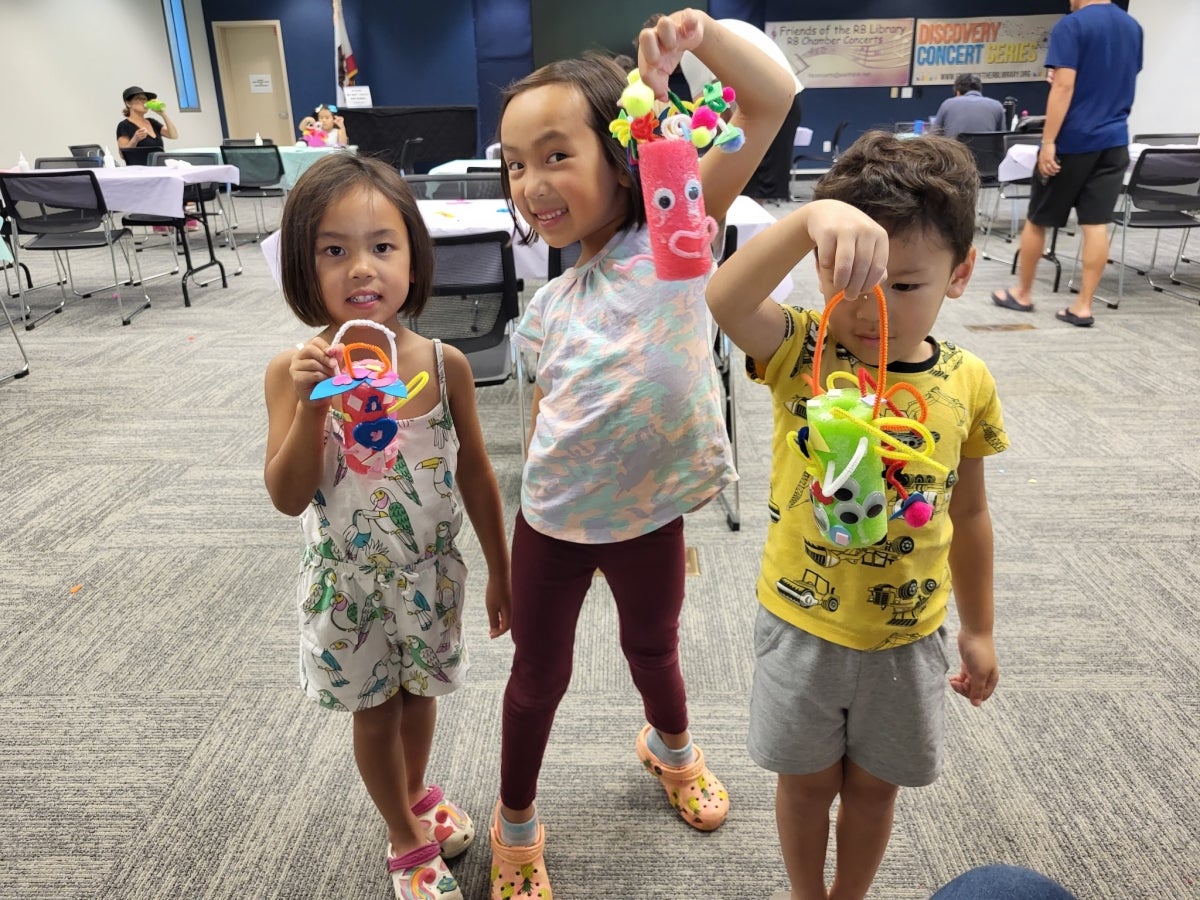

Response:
(904, 500), (933, 528)
(692, 106), (718, 129)
(630, 113), (658, 143)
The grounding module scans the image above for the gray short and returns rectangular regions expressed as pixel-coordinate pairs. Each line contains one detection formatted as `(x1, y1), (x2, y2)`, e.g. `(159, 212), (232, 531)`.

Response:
(747, 605), (950, 787)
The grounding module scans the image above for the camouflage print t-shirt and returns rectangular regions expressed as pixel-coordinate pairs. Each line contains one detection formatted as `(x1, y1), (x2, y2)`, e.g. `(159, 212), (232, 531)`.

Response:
(514, 226), (736, 544)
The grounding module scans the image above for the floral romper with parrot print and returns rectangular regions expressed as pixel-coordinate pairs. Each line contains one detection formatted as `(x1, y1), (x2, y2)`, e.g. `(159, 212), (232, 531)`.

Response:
(295, 339), (467, 711)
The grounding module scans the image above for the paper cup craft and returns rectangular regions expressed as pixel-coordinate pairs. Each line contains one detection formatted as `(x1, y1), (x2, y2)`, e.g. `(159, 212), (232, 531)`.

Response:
(609, 72), (744, 281)
(788, 287), (948, 549)
(309, 319), (429, 475)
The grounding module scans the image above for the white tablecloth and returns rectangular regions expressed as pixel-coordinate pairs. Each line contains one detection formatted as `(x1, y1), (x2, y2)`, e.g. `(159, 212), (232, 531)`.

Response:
(36, 165), (239, 217)
(262, 194), (789, 298)
(1, 164), (240, 218)
(996, 142), (1197, 184)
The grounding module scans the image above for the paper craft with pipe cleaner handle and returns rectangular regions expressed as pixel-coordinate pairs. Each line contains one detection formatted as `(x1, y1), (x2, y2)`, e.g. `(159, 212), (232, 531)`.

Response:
(309, 319), (429, 475)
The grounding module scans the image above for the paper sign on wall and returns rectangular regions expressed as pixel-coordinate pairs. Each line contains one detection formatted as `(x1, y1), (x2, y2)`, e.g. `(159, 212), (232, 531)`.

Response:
(766, 19), (914, 89)
(912, 15), (1061, 84)
(249, 74), (273, 93)
(343, 85), (373, 108)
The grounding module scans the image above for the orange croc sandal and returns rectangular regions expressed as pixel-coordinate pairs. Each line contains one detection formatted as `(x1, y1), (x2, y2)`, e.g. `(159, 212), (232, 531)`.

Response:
(636, 724), (730, 831)
(489, 808), (553, 899)
(386, 840), (463, 900)
(413, 784), (475, 859)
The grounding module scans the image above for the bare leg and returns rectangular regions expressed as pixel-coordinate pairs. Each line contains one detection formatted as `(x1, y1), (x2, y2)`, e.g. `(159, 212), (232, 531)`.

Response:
(1006, 219), (1045, 307)
(777, 764), (842, 900)
(400, 692), (437, 803)
(827, 760), (899, 900)
(353, 694), (427, 855)
(1066, 224), (1109, 318)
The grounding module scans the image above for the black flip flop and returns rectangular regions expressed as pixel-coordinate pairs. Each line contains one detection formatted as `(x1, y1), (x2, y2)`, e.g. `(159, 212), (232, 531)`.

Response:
(991, 289), (1035, 312)
(1055, 309), (1094, 327)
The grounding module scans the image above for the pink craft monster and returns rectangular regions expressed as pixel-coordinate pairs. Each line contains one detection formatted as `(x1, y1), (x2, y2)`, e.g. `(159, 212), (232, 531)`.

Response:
(638, 139), (718, 281)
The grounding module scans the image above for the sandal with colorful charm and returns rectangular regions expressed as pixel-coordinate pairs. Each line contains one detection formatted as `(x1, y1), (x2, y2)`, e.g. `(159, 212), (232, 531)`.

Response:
(413, 784), (475, 859)
(386, 840), (463, 900)
(635, 723), (729, 831)
(489, 807), (553, 899)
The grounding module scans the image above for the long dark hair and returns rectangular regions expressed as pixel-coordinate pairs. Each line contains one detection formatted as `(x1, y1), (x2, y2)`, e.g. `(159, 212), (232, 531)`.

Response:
(496, 54), (646, 244)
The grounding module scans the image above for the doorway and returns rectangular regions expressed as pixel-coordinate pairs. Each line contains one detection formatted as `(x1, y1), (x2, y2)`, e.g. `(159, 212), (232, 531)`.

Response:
(212, 21), (294, 146)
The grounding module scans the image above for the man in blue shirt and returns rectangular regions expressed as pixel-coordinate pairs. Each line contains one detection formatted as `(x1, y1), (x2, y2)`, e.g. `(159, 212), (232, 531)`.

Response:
(992, 0), (1142, 327)
(932, 74), (1007, 138)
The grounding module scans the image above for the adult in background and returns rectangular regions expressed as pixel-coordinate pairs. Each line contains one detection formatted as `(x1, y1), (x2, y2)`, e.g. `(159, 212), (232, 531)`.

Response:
(116, 86), (178, 166)
(991, 0), (1142, 327)
(932, 73), (1007, 138)
(680, 19), (803, 201)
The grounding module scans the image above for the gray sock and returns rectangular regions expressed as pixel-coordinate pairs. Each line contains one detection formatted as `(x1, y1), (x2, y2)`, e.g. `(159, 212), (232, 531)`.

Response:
(499, 809), (539, 847)
(647, 727), (695, 767)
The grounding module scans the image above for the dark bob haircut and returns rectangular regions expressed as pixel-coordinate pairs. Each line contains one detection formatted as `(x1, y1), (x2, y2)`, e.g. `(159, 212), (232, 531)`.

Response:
(279, 153), (434, 326)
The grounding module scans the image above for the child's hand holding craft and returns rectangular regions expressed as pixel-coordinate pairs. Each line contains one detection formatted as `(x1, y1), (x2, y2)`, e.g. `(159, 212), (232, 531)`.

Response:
(290, 337), (338, 410)
(804, 200), (890, 303)
(638, 9), (706, 100)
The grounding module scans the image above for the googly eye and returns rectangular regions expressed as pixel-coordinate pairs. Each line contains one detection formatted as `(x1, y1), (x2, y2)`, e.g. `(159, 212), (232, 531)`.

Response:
(862, 491), (886, 519)
(653, 188), (675, 211)
(813, 505), (829, 533)
(684, 178), (701, 202)
(833, 501), (864, 526)
(833, 477), (860, 503)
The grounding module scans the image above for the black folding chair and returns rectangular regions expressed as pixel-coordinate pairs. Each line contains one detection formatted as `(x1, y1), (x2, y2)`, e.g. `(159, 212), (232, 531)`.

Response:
(546, 241), (583, 280)
(403, 172), (505, 200)
(219, 145), (286, 241)
(120, 151), (240, 306)
(0, 170), (150, 326)
(979, 133), (1042, 262)
(1075, 147), (1200, 307)
(714, 225), (740, 532)
(406, 230), (528, 450)
(67, 144), (104, 160)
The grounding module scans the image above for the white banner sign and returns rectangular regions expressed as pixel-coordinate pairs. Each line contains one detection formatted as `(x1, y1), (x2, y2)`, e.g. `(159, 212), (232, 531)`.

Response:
(912, 15), (1062, 84)
(766, 19), (915, 89)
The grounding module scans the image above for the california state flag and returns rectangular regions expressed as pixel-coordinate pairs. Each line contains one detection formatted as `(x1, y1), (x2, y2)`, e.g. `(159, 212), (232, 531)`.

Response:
(334, 0), (358, 105)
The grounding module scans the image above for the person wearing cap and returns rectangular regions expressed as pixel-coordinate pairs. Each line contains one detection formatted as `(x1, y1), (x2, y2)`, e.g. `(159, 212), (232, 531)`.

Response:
(680, 19), (804, 201)
(116, 86), (178, 166)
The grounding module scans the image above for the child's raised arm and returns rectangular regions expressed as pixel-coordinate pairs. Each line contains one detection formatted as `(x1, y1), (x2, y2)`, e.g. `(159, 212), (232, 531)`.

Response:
(637, 11), (794, 223)
(707, 199), (889, 364)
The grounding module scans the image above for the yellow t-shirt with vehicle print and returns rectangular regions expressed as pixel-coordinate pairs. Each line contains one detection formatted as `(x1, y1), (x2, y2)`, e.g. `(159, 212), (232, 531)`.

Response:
(750, 306), (1008, 652)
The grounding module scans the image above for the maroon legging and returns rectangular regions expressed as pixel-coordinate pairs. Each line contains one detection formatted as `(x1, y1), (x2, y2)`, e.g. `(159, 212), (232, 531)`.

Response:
(500, 510), (689, 810)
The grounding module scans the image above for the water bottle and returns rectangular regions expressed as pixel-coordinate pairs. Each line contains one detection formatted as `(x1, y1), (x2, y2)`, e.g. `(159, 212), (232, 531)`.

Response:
(16, 152), (30, 172)
(254, 132), (263, 146)
(103, 146), (116, 168)
(912, 118), (924, 136)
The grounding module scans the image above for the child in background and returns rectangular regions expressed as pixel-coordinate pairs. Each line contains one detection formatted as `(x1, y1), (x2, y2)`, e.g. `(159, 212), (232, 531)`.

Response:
(298, 103), (350, 146)
(264, 154), (510, 900)
(706, 131), (1007, 900)
(488, 9), (795, 898)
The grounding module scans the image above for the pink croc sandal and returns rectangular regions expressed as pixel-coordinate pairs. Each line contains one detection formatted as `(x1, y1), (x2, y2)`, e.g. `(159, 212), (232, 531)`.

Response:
(636, 723), (730, 831)
(489, 808), (553, 899)
(386, 840), (463, 900)
(413, 784), (475, 859)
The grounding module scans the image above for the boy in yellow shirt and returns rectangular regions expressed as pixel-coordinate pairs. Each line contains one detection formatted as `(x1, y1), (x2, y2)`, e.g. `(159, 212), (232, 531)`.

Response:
(707, 131), (1007, 900)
